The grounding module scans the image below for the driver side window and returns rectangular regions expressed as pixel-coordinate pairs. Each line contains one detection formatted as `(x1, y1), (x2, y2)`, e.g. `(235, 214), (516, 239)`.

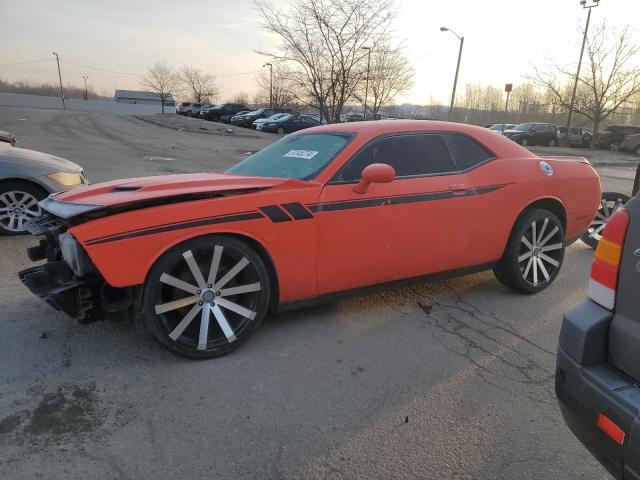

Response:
(333, 133), (456, 182)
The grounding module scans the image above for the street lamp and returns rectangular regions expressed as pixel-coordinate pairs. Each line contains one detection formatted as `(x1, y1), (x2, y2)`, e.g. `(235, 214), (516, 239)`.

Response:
(264, 63), (273, 108)
(440, 26), (464, 122)
(52, 52), (65, 110)
(564, 0), (600, 144)
(361, 47), (372, 120)
(82, 75), (88, 101)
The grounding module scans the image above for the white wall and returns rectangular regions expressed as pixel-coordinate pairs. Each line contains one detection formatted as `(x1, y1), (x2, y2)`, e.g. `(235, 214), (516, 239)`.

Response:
(0, 92), (171, 115)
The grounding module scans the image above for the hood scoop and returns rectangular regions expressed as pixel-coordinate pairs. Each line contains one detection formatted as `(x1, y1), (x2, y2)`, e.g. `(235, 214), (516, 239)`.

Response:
(112, 186), (142, 192)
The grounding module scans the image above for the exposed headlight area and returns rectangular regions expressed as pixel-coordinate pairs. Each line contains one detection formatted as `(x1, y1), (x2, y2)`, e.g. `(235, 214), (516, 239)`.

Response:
(39, 196), (102, 220)
(58, 233), (95, 277)
(47, 171), (85, 186)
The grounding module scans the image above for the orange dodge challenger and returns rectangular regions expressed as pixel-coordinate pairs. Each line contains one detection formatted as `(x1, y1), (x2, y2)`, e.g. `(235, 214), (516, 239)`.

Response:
(20, 121), (601, 358)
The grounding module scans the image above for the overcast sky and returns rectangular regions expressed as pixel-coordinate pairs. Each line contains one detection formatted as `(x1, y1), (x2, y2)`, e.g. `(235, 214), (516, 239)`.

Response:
(1, 0), (638, 105)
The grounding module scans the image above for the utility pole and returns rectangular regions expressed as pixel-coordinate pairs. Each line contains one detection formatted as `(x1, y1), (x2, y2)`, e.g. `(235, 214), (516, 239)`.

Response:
(362, 46), (371, 120)
(82, 75), (88, 101)
(440, 27), (464, 122)
(264, 63), (273, 108)
(52, 52), (65, 109)
(565, 0), (600, 144)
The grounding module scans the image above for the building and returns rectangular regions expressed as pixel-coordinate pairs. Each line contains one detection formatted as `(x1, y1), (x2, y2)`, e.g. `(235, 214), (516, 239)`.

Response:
(114, 90), (175, 107)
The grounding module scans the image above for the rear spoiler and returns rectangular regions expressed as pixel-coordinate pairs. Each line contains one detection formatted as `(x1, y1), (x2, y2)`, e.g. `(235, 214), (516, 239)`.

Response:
(540, 155), (591, 164)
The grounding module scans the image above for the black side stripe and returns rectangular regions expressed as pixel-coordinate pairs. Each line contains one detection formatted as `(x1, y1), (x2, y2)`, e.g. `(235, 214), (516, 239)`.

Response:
(307, 184), (505, 213)
(86, 211), (264, 245)
(259, 205), (292, 223)
(281, 202), (314, 220)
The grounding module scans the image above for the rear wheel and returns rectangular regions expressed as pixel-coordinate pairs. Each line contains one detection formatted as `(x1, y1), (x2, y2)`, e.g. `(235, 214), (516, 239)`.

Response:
(609, 141), (621, 151)
(143, 235), (271, 358)
(0, 181), (47, 235)
(580, 192), (630, 249)
(494, 209), (565, 294)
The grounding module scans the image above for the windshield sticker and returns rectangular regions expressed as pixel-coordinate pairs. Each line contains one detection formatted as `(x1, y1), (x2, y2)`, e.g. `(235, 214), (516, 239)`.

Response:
(284, 149), (319, 160)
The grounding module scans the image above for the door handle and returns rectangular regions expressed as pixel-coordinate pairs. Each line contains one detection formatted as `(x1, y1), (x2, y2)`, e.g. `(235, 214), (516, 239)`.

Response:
(449, 184), (469, 195)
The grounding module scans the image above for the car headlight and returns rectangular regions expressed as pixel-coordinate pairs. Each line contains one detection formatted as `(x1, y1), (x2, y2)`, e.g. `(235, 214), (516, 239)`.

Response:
(59, 233), (95, 276)
(40, 197), (102, 219)
(47, 172), (84, 186)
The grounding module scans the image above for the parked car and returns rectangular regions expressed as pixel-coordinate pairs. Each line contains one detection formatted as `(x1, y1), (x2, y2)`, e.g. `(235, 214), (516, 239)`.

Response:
(581, 191), (630, 249)
(559, 127), (593, 147)
(503, 123), (560, 147)
(18, 121), (600, 358)
(0, 130), (16, 146)
(556, 167), (640, 478)
(0, 144), (88, 235)
(231, 108), (293, 128)
(197, 104), (216, 119)
(219, 111), (249, 124)
(203, 103), (249, 122)
(252, 113), (289, 130)
(176, 102), (202, 116)
(340, 113), (365, 123)
(260, 114), (321, 134)
(488, 123), (516, 135)
(595, 124), (640, 150)
(620, 133), (640, 156)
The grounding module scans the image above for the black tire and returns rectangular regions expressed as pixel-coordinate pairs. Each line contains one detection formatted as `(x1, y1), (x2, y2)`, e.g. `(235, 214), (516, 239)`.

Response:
(186, 111), (193, 117)
(521, 138), (529, 147)
(580, 192), (630, 249)
(549, 138), (557, 147)
(0, 181), (47, 235)
(635, 145), (640, 157)
(277, 127), (286, 135)
(143, 235), (272, 359)
(494, 209), (565, 294)
(609, 141), (620, 151)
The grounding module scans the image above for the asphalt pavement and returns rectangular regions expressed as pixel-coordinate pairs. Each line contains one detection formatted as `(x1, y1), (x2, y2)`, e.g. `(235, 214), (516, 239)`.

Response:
(1, 106), (634, 479)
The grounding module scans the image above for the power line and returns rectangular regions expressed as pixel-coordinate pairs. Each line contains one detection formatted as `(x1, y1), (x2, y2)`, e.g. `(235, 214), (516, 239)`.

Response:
(60, 59), (140, 76)
(0, 58), (54, 67)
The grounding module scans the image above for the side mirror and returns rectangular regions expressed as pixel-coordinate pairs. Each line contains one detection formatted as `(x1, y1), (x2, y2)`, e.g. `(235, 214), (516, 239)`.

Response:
(353, 163), (396, 194)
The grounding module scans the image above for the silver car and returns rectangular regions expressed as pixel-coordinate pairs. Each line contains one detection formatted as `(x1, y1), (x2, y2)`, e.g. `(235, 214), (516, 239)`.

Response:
(0, 143), (88, 234)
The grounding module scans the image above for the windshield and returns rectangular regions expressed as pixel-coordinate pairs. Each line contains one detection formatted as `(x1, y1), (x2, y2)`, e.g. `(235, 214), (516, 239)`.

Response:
(514, 124), (532, 132)
(226, 133), (352, 180)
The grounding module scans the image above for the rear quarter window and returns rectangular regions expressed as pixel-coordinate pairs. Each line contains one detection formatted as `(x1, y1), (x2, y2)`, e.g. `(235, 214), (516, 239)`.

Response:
(443, 133), (495, 171)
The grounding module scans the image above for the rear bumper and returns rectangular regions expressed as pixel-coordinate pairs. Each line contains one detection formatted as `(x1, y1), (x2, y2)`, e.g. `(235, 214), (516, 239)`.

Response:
(556, 299), (640, 479)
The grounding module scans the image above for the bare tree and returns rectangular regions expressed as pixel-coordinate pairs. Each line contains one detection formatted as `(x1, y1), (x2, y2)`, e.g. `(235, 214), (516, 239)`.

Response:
(353, 39), (414, 115)
(180, 66), (219, 104)
(256, 0), (397, 123)
(140, 62), (181, 113)
(532, 24), (640, 147)
(255, 63), (295, 107)
(228, 92), (251, 106)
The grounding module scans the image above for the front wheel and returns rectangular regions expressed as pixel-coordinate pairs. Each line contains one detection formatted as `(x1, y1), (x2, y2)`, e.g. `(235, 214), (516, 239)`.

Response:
(277, 127), (286, 135)
(580, 192), (630, 249)
(521, 138), (529, 147)
(143, 235), (272, 358)
(609, 142), (620, 151)
(0, 181), (47, 235)
(494, 209), (565, 294)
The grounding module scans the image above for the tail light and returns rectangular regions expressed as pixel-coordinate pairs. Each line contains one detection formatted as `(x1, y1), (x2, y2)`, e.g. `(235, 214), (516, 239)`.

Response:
(588, 208), (630, 310)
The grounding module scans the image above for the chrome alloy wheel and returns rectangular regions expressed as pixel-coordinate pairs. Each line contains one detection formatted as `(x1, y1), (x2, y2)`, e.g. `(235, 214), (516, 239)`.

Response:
(0, 190), (41, 233)
(147, 238), (269, 357)
(518, 217), (564, 287)
(582, 193), (629, 249)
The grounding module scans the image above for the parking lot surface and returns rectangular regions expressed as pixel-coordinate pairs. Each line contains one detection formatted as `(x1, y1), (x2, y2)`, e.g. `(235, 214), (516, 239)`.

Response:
(1, 107), (636, 479)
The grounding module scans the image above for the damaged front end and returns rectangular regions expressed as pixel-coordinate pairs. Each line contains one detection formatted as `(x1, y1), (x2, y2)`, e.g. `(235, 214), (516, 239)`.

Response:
(19, 213), (136, 323)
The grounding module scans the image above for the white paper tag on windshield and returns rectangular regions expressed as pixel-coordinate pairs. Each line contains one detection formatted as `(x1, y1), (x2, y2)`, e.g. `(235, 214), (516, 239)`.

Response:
(284, 149), (318, 160)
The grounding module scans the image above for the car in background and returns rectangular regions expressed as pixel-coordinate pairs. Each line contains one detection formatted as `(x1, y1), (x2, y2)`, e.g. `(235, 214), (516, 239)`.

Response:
(340, 113), (365, 123)
(556, 169), (640, 478)
(620, 133), (640, 156)
(0, 130), (16, 146)
(488, 123), (516, 135)
(203, 103), (249, 122)
(252, 113), (289, 130)
(221, 110), (250, 124)
(230, 108), (293, 128)
(595, 124), (640, 151)
(18, 120), (600, 358)
(197, 104), (216, 119)
(0, 144), (88, 235)
(559, 127), (593, 148)
(176, 102), (203, 116)
(503, 122), (560, 147)
(259, 114), (321, 134)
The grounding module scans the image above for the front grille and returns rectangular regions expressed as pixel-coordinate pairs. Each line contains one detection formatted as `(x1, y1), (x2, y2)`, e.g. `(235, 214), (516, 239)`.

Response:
(24, 213), (64, 236)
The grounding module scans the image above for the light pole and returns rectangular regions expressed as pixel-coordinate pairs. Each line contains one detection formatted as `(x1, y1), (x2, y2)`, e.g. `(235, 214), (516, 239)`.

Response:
(82, 75), (88, 101)
(440, 26), (464, 122)
(264, 63), (273, 108)
(564, 0), (600, 144)
(362, 46), (371, 120)
(52, 52), (65, 110)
